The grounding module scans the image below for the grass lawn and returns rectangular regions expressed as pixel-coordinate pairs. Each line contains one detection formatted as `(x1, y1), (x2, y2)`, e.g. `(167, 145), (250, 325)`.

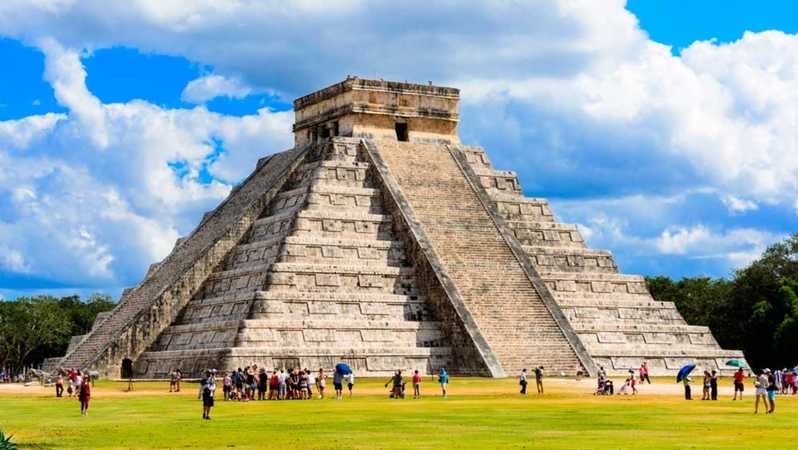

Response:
(0, 376), (795, 449)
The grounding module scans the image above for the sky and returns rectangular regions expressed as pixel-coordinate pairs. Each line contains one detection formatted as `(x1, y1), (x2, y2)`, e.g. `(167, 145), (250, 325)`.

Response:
(0, 0), (796, 300)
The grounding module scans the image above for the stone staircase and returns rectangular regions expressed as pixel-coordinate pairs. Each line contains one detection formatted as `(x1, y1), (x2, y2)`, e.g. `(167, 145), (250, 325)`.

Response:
(369, 139), (587, 376)
(134, 138), (452, 377)
(459, 145), (745, 375)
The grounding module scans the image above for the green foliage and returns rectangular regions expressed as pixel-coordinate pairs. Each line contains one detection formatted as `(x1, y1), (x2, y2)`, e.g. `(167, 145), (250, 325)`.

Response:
(647, 233), (798, 370)
(0, 429), (16, 450)
(0, 294), (115, 373)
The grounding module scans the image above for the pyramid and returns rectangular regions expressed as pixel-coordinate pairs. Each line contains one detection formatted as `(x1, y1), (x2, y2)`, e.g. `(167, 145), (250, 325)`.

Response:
(52, 77), (745, 378)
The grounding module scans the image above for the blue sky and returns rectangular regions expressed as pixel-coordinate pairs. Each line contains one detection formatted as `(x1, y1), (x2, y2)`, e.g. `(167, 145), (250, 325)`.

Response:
(0, 1), (796, 300)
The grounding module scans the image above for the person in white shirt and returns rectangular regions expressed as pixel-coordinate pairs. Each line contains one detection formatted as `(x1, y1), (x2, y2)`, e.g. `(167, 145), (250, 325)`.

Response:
(306, 369), (316, 399)
(754, 369), (769, 414)
(347, 372), (355, 398)
(519, 369), (528, 395)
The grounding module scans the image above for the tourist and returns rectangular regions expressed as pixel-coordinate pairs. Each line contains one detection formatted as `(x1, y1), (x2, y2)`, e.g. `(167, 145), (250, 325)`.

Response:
(733, 368), (745, 400)
(299, 369), (309, 400)
(67, 368), (77, 397)
(386, 370), (404, 399)
(754, 370), (769, 414)
(346, 371), (355, 398)
(268, 370), (279, 400)
(534, 366), (544, 395)
(169, 369), (178, 392)
(639, 361), (651, 384)
(78, 373), (91, 416)
(333, 367), (344, 400)
(413, 370), (422, 399)
(317, 368), (327, 399)
(306, 369), (315, 399)
(175, 369), (182, 392)
(519, 368), (528, 395)
(781, 368), (792, 394)
(234, 368), (244, 400)
(439, 367), (449, 398)
(55, 372), (64, 398)
(683, 375), (692, 400)
(766, 369), (777, 414)
(774, 368), (783, 394)
(701, 370), (711, 400)
(223, 371), (232, 400)
(710, 370), (718, 400)
(629, 370), (637, 395)
(289, 367), (300, 400)
(245, 366), (255, 401)
(199, 370), (216, 420)
(278, 369), (288, 400)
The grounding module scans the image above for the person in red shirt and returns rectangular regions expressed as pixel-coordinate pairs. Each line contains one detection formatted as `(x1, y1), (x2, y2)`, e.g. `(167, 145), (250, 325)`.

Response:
(78, 377), (91, 416)
(412, 370), (422, 399)
(733, 368), (745, 400)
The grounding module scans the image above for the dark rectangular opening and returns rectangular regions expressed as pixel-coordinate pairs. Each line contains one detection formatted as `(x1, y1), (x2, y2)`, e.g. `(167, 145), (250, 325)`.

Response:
(395, 122), (408, 141)
(331, 121), (339, 137)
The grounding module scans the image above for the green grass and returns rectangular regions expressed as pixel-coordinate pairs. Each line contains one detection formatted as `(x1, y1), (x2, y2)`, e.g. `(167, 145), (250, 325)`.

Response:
(0, 377), (795, 449)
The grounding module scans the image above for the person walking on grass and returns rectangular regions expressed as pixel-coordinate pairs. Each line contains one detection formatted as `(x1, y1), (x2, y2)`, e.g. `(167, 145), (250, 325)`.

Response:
(710, 370), (719, 401)
(438, 367), (449, 398)
(683, 375), (692, 400)
(701, 370), (711, 400)
(199, 370), (216, 420)
(766, 369), (777, 414)
(733, 368), (745, 400)
(306, 369), (315, 399)
(519, 368), (528, 395)
(754, 370), (769, 414)
(333, 368), (344, 400)
(78, 374), (91, 416)
(346, 372), (355, 398)
(413, 370), (422, 399)
(317, 368), (327, 399)
(55, 372), (64, 398)
(534, 366), (544, 395)
(639, 361), (651, 384)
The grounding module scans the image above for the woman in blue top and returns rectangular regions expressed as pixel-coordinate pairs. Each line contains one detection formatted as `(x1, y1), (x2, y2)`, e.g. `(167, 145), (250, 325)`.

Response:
(438, 368), (449, 398)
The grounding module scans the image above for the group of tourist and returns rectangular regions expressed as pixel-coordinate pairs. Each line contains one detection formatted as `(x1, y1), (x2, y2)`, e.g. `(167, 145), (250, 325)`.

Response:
(384, 368), (449, 399)
(52, 368), (92, 416)
(212, 366), (355, 402)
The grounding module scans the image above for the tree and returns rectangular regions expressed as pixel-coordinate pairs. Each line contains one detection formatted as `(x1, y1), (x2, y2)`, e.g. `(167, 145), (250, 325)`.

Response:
(0, 294), (116, 373)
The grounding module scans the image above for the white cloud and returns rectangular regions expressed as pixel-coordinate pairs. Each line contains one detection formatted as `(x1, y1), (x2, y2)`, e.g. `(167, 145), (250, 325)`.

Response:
(0, 44), (293, 289)
(181, 74), (257, 103)
(656, 225), (779, 268)
(721, 194), (758, 214)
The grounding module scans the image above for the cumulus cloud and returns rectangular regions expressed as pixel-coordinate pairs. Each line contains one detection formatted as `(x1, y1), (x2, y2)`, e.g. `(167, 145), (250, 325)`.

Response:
(721, 194), (758, 214)
(0, 44), (293, 291)
(655, 225), (779, 267)
(181, 74), (257, 103)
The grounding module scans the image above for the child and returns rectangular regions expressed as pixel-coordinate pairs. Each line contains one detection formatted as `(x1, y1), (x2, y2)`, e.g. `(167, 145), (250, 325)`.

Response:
(413, 370), (422, 399)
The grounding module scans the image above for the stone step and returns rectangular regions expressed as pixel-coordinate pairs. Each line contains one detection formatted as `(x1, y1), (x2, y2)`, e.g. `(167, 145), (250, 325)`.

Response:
(556, 296), (677, 309)
(254, 290), (424, 304)
(525, 247), (618, 274)
(571, 322), (709, 334)
(280, 236), (406, 266)
(587, 346), (744, 358)
(542, 272), (648, 296)
(471, 167), (522, 193)
(267, 262), (417, 295)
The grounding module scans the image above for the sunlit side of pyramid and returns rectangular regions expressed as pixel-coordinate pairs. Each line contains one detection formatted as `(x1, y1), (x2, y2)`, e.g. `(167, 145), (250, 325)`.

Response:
(48, 77), (745, 378)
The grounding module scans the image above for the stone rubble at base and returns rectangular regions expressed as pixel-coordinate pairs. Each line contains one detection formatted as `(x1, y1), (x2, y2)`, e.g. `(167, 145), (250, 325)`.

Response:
(48, 77), (746, 378)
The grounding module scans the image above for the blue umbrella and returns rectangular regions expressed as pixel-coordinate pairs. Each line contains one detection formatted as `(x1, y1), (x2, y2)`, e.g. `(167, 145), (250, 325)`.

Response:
(676, 363), (696, 383)
(335, 363), (352, 375)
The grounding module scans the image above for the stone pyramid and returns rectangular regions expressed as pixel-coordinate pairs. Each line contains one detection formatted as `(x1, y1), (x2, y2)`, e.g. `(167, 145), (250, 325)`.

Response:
(52, 77), (745, 378)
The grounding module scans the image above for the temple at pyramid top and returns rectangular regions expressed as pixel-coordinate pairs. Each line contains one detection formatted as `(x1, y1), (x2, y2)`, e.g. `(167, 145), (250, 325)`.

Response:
(293, 77), (461, 146)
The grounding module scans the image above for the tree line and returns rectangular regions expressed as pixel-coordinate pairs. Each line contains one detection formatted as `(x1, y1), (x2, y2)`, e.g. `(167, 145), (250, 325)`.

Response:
(0, 294), (115, 374)
(647, 233), (798, 370)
